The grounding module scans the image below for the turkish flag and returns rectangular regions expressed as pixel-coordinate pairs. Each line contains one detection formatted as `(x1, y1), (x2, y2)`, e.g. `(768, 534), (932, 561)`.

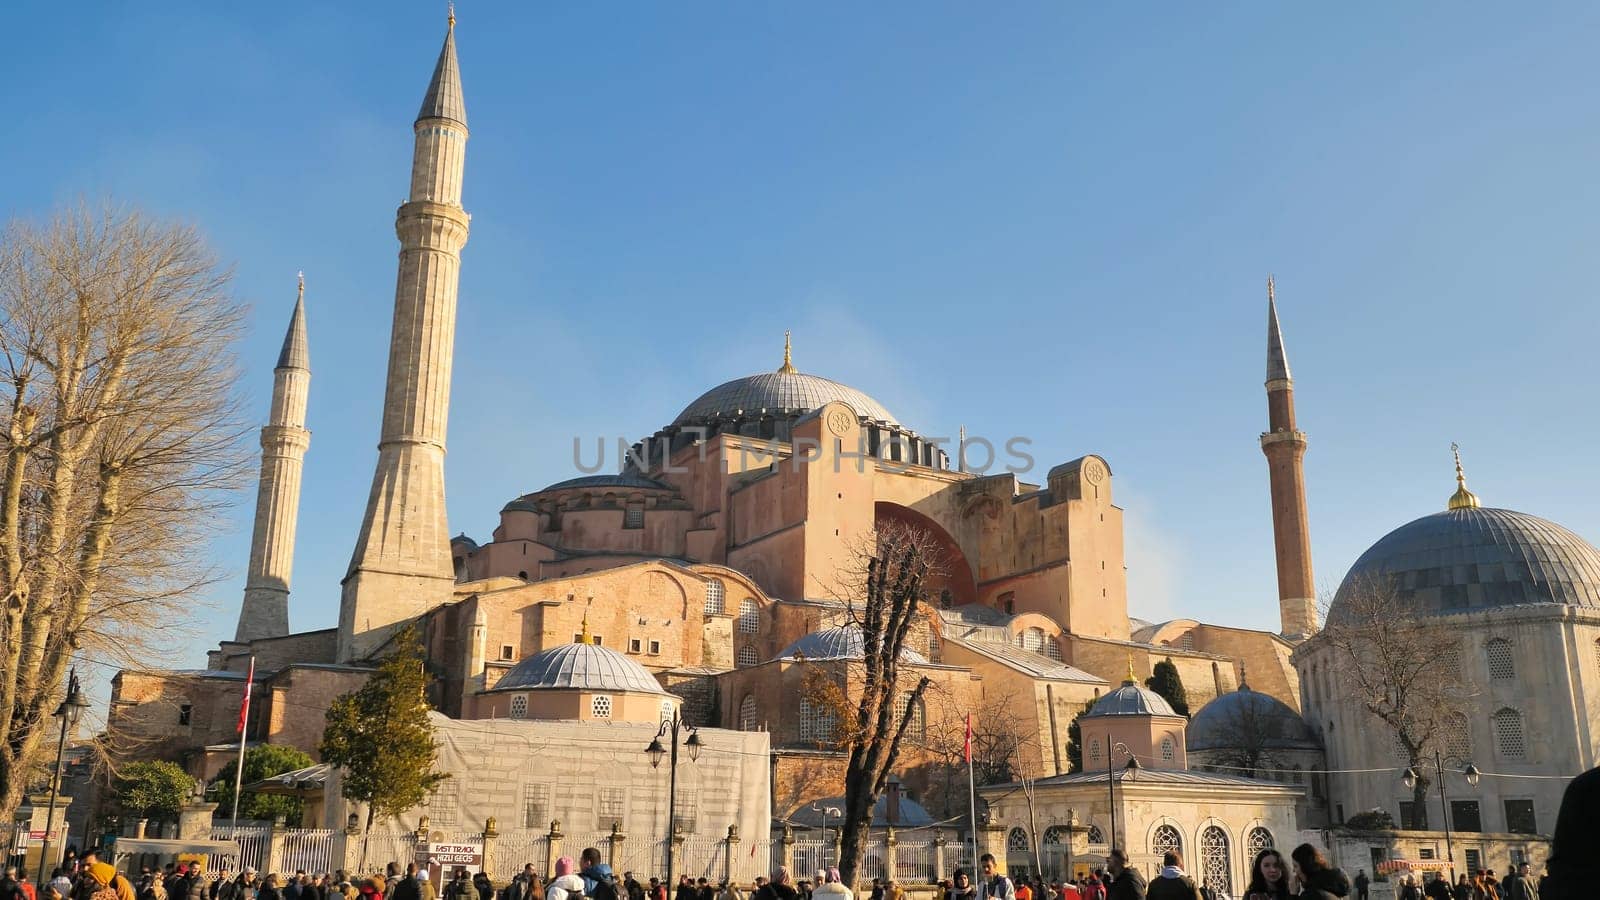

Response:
(237, 657), (255, 734)
(964, 713), (973, 763)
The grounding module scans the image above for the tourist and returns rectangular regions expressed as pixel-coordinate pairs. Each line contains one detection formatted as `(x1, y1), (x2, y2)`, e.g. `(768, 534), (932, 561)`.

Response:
(359, 877), (385, 900)
(1080, 871), (1104, 900)
(1287, 845), (1348, 900)
(674, 878), (695, 900)
(647, 882), (662, 900)
(444, 871), (471, 900)
(545, 859), (585, 900)
(417, 871), (437, 900)
(811, 869), (850, 900)
(881, 882), (901, 900)
(258, 875), (285, 900)
(1145, 852), (1201, 900)
(1016, 879), (1033, 900)
(696, 880), (713, 900)
(1350, 872), (1366, 900)
(1422, 873), (1451, 900)
(84, 865), (134, 900)
(622, 875), (643, 900)
(1498, 864), (1535, 900)
(473, 873), (494, 900)
(577, 849), (616, 900)
(1245, 849), (1292, 900)
(237, 869), (261, 900)
(1450, 876), (1469, 900)
(1105, 850), (1145, 900)
(52, 871), (75, 900)
(947, 871), (974, 900)
(977, 856), (1014, 900)
(286, 873), (306, 900)
(716, 883), (742, 900)
(753, 869), (798, 900)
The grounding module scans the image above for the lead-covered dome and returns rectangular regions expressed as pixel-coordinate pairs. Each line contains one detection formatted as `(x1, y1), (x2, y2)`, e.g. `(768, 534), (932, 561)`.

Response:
(494, 641), (666, 694)
(1086, 678), (1178, 718)
(673, 371), (900, 428)
(1187, 685), (1319, 752)
(1329, 506), (1600, 621)
(778, 623), (929, 664)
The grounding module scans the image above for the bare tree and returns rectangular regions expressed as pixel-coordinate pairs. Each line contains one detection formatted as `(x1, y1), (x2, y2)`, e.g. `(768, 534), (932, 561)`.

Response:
(1201, 694), (1282, 779)
(0, 204), (248, 822)
(1314, 576), (1472, 828)
(918, 694), (1038, 816)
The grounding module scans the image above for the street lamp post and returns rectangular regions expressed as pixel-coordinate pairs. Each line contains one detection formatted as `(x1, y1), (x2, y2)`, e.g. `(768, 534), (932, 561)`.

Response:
(1402, 751), (1480, 884)
(811, 804), (841, 868)
(1102, 738), (1140, 854)
(646, 711), (701, 893)
(35, 669), (87, 882)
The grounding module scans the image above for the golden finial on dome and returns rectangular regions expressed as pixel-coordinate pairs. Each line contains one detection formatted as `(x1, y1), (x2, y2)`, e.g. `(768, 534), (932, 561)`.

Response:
(447, 2), (456, 30)
(1448, 442), (1481, 511)
(1125, 653), (1138, 685)
(578, 611), (593, 644)
(1267, 273), (1275, 303)
(777, 330), (798, 374)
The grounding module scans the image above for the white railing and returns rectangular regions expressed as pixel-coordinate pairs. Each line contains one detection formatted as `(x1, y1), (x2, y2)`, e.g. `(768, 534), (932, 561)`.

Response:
(894, 840), (935, 884)
(357, 832), (418, 873)
(280, 829), (337, 876)
(490, 832), (550, 880)
(209, 826), (272, 875)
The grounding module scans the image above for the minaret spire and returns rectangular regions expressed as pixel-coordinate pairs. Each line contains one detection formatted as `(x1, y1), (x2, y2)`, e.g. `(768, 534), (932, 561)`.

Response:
(236, 275), (313, 643)
(1259, 276), (1317, 640)
(1448, 442), (1481, 510)
(339, 16), (471, 662)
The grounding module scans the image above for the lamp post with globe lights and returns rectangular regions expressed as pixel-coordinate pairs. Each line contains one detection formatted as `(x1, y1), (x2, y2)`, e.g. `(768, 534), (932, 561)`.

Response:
(35, 669), (88, 881)
(1402, 751), (1480, 883)
(1102, 738), (1140, 854)
(646, 710), (701, 892)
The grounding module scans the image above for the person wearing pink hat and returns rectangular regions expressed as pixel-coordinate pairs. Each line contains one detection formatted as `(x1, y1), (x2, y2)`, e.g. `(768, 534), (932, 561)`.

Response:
(545, 860), (584, 900)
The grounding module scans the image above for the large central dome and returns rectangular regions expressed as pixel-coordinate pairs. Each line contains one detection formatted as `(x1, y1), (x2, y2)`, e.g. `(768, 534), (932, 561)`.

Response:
(673, 371), (900, 427)
(1330, 505), (1600, 620)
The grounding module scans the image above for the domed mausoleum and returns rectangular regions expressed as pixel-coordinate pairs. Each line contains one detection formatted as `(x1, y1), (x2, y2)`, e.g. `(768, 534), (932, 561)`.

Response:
(1188, 681), (1327, 813)
(475, 624), (679, 724)
(1077, 664), (1189, 771)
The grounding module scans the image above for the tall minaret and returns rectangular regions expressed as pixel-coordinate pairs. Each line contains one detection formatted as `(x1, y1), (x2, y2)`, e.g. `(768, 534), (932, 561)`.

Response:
(236, 275), (311, 643)
(338, 12), (469, 662)
(1259, 276), (1317, 639)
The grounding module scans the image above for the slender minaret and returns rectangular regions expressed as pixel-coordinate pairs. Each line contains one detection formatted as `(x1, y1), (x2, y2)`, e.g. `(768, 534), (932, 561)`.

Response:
(236, 275), (311, 643)
(338, 11), (469, 662)
(1259, 276), (1317, 639)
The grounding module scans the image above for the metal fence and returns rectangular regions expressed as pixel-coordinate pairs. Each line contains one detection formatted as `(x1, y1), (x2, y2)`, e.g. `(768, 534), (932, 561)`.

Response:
(279, 829), (337, 876)
(490, 832), (550, 880)
(894, 840), (936, 884)
(209, 826), (271, 875)
(357, 832), (418, 872)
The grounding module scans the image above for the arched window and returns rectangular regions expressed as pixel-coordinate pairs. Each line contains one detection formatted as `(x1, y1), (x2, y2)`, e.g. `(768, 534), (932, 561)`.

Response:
(1493, 708), (1526, 759)
(1246, 827), (1274, 858)
(1151, 824), (1182, 857)
(738, 599), (760, 634)
(1161, 736), (1176, 763)
(1085, 824), (1105, 845)
(1006, 828), (1030, 852)
(509, 694), (528, 719)
(739, 695), (758, 731)
(1437, 642), (1462, 679)
(705, 579), (726, 615)
(1487, 638), (1515, 680)
(799, 699), (835, 744)
(901, 693), (926, 743)
(1018, 627), (1048, 654)
(737, 646), (759, 668)
(1042, 827), (1068, 849)
(1200, 825), (1232, 896)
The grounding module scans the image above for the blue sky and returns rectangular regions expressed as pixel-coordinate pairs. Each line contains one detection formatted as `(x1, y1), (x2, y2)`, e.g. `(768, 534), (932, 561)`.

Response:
(7, 3), (1600, 670)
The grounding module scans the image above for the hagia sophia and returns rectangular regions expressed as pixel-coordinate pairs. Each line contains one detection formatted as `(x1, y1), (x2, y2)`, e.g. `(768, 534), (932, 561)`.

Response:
(99, 12), (1599, 897)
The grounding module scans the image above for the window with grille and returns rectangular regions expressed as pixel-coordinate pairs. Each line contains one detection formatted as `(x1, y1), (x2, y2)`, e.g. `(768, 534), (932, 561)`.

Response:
(705, 579), (726, 615)
(799, 698), (835, 744)
(738, 599), (760, 634)
(1446, 713), (1471, 759)
(522, 783), (550, 828)
(659, 699), (674, 723)
(1200, 826), (1231, 896)
(1493, 708), (1525, 758)
(1018, 627), (1047, 654)
(1246, 827), (1274, 858)
(902, 694), (926, 743)
(624, 504), (644, 529)
(591, 695), (614, 718)
(674, 794), (698, 833)
(648, 640), (661, 655)
(927, 631), (939, 661)
(1465, 849), (1482, 876)
(739, 695), (758, 731)
(1043, 639), (1062, 661)
(596, 787), (627, 829)
(1089, 741), (1102, 764)
(1160, 736), (1176, 762)
(1486, 638), (1515, 680)
(1436, 642), (1461, 678)
(1503, 799), (1537, 835)
(1085, 824), (1104, 845)
(1151, 824), (1182, 857)
(1180, 632), (1196, 651)
(629, 638), (643, 653)
(1450, 800), (1482, 833)
(737, 646), (759, 668)
(1007, 828), (1030, 852)
(1042, 827), (1067, 848)
(1399, 801), (1419, 829)
(510, 694), (528, 719)
(427, 782), (460, 826)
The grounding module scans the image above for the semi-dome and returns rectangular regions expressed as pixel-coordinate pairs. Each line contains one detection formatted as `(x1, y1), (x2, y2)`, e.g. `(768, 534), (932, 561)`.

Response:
(673, 371), (900, 428)
(1329, 506), (1600, 621)
(777, 623), (929, 664)
(1187, 684), (1319, 752)
(1087, 676), (1178, 718)
(494, 640), (666, 695)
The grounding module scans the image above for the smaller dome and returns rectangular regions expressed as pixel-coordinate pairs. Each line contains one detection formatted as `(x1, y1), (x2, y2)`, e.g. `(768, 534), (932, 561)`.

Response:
(540, 473), (673, 493)
(494, 641), (666, 695)
(1087, 678), (1177, 718)
(1187, 685), (1319, 752)
(777, 623), (929, 664)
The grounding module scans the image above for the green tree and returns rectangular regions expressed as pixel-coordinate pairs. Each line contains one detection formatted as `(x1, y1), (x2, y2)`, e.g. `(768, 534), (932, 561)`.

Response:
(209, 744), (314, 825)
(1064, 700), (1094, 773)
(114, 760), (196, 822)
(320, 625), (447, 863)
(1145, 657), (1190, 717)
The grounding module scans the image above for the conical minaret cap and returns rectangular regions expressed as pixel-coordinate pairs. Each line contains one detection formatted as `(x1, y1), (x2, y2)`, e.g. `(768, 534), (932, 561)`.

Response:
(1266, 275), (1292, 384)
(417, 12), (466, 127)
(276, 273), (310, 371)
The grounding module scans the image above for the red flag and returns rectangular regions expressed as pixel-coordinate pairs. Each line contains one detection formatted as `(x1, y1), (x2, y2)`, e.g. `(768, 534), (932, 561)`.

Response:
(964, 713), (973, 763)
(237, 657), (255, 734)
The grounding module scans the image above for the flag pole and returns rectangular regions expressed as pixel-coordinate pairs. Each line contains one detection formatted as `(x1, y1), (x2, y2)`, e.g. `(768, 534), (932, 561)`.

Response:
(965, 713), (979, 874)
(231, 655), (255, 827)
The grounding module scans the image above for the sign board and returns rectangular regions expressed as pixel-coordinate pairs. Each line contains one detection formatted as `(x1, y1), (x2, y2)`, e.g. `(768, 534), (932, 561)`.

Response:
(29, 830), (61, 841)
(177, 854), (208, 873)
(415, 842), (484, 883)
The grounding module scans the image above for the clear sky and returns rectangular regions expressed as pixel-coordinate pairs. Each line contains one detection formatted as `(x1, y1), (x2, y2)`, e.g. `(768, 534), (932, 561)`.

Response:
(7, 2), (1600, 673)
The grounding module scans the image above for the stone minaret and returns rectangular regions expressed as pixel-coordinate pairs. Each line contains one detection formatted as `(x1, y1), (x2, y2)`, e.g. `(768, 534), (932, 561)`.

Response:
(236, 276), (311, 643)
(338, 13), (469, 662)
(1259, 276), (1317, 639)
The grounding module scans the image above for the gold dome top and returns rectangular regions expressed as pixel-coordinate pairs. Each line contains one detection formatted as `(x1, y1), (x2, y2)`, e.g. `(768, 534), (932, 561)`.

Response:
(777, 330), (797, 374)
(1448, 442), (1481, 510)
